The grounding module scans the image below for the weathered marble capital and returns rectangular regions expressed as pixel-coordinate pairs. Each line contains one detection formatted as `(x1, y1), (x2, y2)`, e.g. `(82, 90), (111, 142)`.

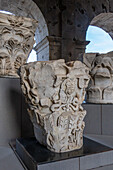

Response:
(20, 59), (90, 153)
(0, 13), (38, 77)
(84, 51), (113, 103)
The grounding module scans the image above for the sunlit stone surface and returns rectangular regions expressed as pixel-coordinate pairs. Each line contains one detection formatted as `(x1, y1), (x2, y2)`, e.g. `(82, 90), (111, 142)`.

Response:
(84, 51), (113, 103)
(0, 13), (38, 77)
(20, 59), (90, 153)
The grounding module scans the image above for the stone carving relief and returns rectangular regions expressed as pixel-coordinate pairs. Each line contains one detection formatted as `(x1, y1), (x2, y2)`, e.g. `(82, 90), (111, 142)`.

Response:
(20, 59), (90, 153)
(0, 13), (38, 77)
(84, 51), (113, 103)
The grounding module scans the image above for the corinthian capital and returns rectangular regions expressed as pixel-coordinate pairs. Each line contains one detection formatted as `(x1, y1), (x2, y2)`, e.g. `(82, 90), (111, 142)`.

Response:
(20, 59), (90, 153)
(0, 13), (38, 77)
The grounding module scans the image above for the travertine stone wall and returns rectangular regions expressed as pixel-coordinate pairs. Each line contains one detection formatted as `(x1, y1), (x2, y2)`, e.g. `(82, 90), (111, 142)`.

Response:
(34, 36), (62, 61)
(61, 0), (110, 61)
(1, 0), (113, 61)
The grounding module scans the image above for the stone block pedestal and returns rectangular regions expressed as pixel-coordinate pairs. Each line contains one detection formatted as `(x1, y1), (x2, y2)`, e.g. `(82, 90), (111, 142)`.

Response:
(0, 77), (21, 146)
(16, 137), (113, 170)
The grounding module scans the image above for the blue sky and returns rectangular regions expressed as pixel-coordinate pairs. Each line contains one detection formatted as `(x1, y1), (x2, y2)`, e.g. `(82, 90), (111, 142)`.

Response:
(27, 50), (37, 63)
(86, 26), (113, 53)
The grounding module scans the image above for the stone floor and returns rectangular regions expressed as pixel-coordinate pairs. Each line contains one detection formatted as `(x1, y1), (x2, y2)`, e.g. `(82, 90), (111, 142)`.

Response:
(85, 134), (113, 149)
(85, 134), (113, 170)
(0, 146), (25, 170)
(1, 135), (113, 170)
(94, 164), (113, 170)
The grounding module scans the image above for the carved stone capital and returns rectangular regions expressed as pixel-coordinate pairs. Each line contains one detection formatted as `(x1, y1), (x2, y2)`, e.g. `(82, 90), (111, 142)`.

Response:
(20, 59), (90, 153)
(84, 51), (113, 103)
(0, 13), (38, 77)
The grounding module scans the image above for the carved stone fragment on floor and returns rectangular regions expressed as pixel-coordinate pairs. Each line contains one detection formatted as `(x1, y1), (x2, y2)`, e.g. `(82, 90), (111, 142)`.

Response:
(20, 59), (90, 153)
(0, 13), (38, 77)
(84, 51), (113, 103)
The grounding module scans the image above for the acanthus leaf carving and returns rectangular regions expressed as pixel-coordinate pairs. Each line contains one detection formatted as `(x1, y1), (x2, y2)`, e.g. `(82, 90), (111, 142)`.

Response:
(0, 13), (38, 77)
(20, 59), (90, 153)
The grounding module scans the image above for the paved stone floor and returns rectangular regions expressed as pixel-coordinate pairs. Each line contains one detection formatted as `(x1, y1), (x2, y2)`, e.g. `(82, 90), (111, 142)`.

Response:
(94, 164), (113, 170)
(85, 134), (113, 170)
(0, 146), (25, 170)
(1, 135), (113, 170)
(85, 134), (113, 149)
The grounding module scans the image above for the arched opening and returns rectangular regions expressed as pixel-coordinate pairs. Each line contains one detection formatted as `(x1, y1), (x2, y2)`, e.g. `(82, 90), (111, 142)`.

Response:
(86, 25), (113, 53)
(0, 0), (49, 62)
(84, 13), (113, 104)
(86, 13), (113, 54)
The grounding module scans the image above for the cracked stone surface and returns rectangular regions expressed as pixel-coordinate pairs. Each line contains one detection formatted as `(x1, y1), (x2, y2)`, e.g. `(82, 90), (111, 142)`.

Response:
(20, 59), (90, 153)
(0, 13), (37, 77)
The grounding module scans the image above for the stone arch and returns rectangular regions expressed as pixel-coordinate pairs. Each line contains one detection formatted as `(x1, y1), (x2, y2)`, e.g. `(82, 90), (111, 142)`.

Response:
(0, 0), (49, 61)
(90, 13), (113, 40)
(84, 12), (113, 104)
(86, 25), (113, 53)
(85, 12), (113, 52)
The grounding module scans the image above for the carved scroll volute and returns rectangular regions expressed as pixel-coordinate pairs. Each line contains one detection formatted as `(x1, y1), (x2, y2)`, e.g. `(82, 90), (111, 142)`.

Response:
(20, 59), (90, 153)
(0, 13), (38, 77)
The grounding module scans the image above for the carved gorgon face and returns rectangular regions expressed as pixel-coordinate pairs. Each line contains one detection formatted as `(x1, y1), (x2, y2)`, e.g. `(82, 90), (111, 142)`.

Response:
(91, 56), (112, 88)
(92, 56), (111, 77)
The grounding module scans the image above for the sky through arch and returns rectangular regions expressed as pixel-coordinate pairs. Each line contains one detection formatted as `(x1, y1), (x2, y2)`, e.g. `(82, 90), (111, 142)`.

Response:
(86, 25), (113, 53)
